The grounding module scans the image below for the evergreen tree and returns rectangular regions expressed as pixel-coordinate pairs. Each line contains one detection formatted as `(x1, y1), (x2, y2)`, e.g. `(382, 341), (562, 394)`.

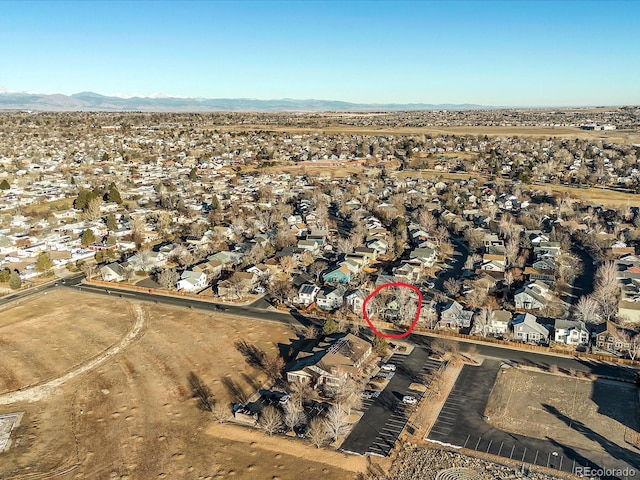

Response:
(9, 271), (21, 290)
(107, 185), (122, 204)
(35, 252), (54, 273)
(74, 189), (98, 211)
(106, 213), (118, 232)
(322, 317), (337, 335)
(188, 167), (197, 181)
(0, 179), (10, 190)
(0, 268), (10, 282)
(81, 229), (96, 247)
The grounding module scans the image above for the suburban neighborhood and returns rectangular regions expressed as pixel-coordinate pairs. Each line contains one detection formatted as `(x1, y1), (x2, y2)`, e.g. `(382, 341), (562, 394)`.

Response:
(1, 109), (639, 480)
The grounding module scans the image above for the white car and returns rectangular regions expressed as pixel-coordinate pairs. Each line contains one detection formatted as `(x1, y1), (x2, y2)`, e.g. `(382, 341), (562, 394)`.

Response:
(402, 395), (417, 404)
(425, 282), (435, 289)
(380, 363), (396, 372)
(278, 394), (291, 405)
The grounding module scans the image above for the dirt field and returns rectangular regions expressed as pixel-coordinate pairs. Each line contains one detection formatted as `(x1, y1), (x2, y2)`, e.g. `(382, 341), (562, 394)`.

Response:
(485, 367), (640, 453)
(0, 290), (365, 479)
(0, 290), (133, 392)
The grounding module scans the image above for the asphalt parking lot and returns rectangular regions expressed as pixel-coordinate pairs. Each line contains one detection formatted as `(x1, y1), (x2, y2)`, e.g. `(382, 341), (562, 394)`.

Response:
(341, 348), (442, 456)
(427, 360), (640, 478)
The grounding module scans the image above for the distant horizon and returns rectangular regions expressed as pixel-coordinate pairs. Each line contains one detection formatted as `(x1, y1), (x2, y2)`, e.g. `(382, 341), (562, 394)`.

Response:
(0, 87), (637, 110)
(1, 1), (639, 107)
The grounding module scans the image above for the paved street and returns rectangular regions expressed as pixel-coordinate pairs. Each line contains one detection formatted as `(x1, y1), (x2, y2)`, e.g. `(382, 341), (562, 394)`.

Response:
(341, 348), (442, 456)
(409, 333), (638, 382)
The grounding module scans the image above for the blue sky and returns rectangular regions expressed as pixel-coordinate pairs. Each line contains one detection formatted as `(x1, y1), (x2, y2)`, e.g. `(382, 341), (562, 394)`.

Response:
(1, 1), (638, 106)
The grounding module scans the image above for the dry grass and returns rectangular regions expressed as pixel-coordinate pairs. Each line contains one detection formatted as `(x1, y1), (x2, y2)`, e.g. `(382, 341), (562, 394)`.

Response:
(484, 367), (640, 452)
(0, 291), (364, 479)
(0, 290), (132, 392)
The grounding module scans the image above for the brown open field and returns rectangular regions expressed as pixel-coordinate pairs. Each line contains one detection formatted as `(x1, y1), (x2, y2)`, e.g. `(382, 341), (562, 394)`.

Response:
(485, 367), (640, 454)
(0, 291), (133, 392)
(0, 290), (365, 479)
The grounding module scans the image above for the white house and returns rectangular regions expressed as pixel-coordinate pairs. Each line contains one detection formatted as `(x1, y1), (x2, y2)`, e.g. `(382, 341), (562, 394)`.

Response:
(554, 319), (589, 345)
(345, 289), (367, 314)
(99, 262), (126, 282)
(298, 283), (320, 306)
(316, 286), (346, 310)
(177, 270), (207, 292)
(488, 310), (512, 335)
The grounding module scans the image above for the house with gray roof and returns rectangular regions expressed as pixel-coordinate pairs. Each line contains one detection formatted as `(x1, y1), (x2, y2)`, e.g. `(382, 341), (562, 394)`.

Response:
(554, 319), (589, 345)
(510, 313), (549, 343)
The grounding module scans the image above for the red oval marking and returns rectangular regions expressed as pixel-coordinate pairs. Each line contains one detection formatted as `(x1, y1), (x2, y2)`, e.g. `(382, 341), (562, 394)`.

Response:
(362, 281), (422, 339)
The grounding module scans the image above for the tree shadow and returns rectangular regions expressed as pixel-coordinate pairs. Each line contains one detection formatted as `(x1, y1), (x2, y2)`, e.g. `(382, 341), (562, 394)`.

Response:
(188, 372), (215, 412)
(222, 376), (249, 404)
(590, 380), (640, 432)
(545, 436), (603, 475)
(541, 403), (640, 470)
(241, 372), (261, 393)
(234, 339), (266, 367)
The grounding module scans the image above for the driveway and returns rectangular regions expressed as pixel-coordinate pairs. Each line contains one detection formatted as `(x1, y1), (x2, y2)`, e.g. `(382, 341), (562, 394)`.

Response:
(340, 348), (442, 456)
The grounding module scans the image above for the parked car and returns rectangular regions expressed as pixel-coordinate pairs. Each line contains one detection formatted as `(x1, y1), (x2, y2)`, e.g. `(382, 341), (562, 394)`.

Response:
(402, 395), (417, 404)
(380, 363), (396, 372)
(425, 282), (435, 289)
(362, 390), (380, 399)
(279, 394), (291, 405)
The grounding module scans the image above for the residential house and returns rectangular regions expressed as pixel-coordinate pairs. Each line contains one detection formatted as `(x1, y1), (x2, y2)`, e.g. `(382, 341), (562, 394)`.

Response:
(99, 262), (126, 282)
(193, 257), (224, 280)
(298, 283), (321, 306)
(554, 319), (589, 345)
(323, 264), (352, 284)
(316, 286), (346, 310)
(439, 301), (473, 329)
(488, 309), (512, 335)
(594, 321), (631, 353)
(510, 313), (549, 343)
(177, 270), (207, 292)
(514, 281), (553, 311)
(217, 271), (257, 298)
(286, 333), (372, 388)
(345, 289), (368, 314)
(409, 246), (437, 267)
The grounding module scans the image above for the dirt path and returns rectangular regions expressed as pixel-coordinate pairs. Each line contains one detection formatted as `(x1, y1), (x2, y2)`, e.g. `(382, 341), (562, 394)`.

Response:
(205, 422), (367, 474)
(0, 302), (146, 406)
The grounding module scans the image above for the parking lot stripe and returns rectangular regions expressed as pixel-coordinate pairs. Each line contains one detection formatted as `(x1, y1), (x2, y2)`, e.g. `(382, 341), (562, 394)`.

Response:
(438, 413), (457, 419)
(372, 441), (391, 449)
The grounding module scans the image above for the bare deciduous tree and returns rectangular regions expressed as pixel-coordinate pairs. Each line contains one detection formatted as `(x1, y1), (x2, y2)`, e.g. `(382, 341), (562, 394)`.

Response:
(419, 210), (437, 233)
(573, 295), (600, 326)
(283, 402), (306, 434)
(85, 196), (103, 221)
(259, 406), (283, 436)
(336, 238), (355, 255)
(472, 308), (492, 337)
(212, 403), (230, 423)
(156, 267), (179, 289)
(279, 256), (298, 275)
(444, 278), (461, 297)
(325, 405), (348, 442)
(306, 417), (328, 448)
